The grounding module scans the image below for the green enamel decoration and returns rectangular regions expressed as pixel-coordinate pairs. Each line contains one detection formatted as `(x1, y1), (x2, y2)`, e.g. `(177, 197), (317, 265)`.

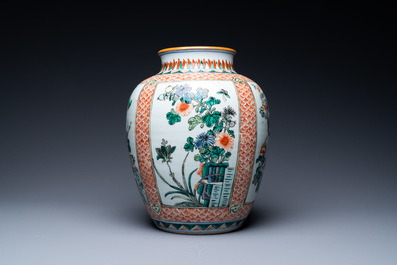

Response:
(182, 224), (196, 230)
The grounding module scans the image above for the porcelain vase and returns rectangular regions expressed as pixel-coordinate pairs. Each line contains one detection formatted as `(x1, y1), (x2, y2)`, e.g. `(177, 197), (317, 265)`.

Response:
(126, 46), (269, 234)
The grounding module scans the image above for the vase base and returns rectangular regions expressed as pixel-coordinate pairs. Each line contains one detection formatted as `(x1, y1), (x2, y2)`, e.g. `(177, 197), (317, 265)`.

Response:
(151, 218), (246, 235)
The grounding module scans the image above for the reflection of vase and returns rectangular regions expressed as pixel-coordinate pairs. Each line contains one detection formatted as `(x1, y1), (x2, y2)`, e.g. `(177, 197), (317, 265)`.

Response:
(126, 46), (270, 234)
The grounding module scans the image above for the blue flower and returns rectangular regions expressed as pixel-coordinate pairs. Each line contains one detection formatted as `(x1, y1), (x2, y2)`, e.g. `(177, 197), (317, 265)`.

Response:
(194, 87), (209, 100)
(183, 92), (193, 103)
(194, 133), (215, 148)
(194, 93), (202, 100)
(175, 84), (192, 96)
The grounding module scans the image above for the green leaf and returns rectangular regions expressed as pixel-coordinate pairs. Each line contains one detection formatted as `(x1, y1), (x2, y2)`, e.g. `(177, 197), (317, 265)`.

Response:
(199, 156), (207, 163)
(205, 97), (221, 109)
(127, 139), (131, 153)
(155, 147), (161, 155)
(199, 146), (210, 156)
(256, 154), (265, 164)
(166, 112), (173, 119)
(161, 145), (167, 154)
(225, 151), (232, 158)
(166, 112), (181, 125)
(227, 129), (235, 138)
(188, 114), (203, 130)
(165, 190), (189, 197)
(155, 148), (164, 160)
(127, 100), (132, 109)
(194, 154), (201, 161)
(207, 130), (215, 136)
(197, 183), (204, 194)
(184, 143), (194, 152)
(188, 168), (198, 194)
(199, 107), (206, 113)
(170, 146), (176, 154)
(211, 146), (225, 158)
(213, 124), (223, 132)
(184, 137), (195, 152)
(210, 157), (218, 163)
(202, 111), (221, 127)
(171, 195), (190, 201)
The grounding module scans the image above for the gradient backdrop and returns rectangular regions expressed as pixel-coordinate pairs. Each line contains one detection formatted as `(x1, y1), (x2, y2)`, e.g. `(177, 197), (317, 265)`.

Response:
(1, 4), (396, 265)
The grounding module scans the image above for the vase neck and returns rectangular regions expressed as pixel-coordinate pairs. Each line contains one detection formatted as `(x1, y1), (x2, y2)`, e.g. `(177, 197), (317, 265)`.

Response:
(157, 46), (236, 75)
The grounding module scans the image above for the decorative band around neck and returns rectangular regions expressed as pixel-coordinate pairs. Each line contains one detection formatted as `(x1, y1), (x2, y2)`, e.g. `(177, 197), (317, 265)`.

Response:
(157, 46), (236, 75)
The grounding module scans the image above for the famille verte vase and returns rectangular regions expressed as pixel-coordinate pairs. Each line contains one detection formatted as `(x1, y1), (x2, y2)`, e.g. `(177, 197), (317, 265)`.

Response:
(126, 46), (269, 234)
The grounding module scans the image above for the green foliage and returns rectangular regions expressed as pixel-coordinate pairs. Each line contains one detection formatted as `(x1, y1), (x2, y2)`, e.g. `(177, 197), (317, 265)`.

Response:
(199, 146), (211, 155)
(252, 149), (267, 191)
(188, 168), (197, 194)
(227, 129), (235, 138)
(211, 146), (225, 158)
(188, 114), (204, 130)
(127, 139), (131, 153)
(184, 137), (195, 152)
(194, 154), (201, 161)
(155, 144), (176, 163)
(202, 111), (221, 127)
(256, 154), (265, 164)
(213, 122), (223, 132)
(166, 111), (181, 125)
(205, 97), (221, 109)
(154, 85), (242, 206)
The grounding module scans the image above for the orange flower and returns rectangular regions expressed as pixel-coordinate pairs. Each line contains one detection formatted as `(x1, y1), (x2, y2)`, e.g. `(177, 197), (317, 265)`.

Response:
(175, 101), (193, 117)
(215, 132), (234, 151)
(196, 162), (204, 177)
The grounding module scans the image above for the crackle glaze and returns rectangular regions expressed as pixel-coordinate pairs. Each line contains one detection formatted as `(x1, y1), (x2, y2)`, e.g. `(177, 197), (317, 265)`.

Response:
(126, 46), (269, 234)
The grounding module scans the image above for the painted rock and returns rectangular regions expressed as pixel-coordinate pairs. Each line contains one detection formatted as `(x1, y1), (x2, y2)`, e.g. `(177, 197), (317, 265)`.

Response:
(126, 46), (269, 234)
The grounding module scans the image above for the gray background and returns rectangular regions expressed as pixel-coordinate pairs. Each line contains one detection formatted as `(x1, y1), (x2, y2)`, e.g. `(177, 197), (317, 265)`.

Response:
(1, 4), (396, 265)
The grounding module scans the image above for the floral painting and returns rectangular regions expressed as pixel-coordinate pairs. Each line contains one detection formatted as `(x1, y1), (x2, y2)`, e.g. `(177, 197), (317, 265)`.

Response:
(252, 140), (268, 192)
(153, 83), (238, 207)
(127, 124), (148, 203)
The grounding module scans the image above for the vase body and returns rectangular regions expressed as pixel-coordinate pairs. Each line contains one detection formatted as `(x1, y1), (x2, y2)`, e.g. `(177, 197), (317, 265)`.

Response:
(126, 46), (269, 234)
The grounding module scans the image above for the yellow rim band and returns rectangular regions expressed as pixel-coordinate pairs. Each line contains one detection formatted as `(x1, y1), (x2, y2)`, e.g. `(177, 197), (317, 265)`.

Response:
(158, 46), (236, 54)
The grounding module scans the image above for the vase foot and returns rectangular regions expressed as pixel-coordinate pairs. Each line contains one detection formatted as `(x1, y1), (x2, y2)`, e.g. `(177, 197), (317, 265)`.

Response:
(151, 218), (246, 235)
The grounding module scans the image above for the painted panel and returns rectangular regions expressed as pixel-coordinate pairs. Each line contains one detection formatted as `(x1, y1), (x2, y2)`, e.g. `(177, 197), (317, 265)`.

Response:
(245, 81), (269, 203)
(149, 80), (240, 208)
(126, 83), (149, 203)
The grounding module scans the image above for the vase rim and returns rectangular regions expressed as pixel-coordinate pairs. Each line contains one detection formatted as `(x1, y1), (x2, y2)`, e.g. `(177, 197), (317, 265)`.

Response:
(158, 46), (236, 55)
